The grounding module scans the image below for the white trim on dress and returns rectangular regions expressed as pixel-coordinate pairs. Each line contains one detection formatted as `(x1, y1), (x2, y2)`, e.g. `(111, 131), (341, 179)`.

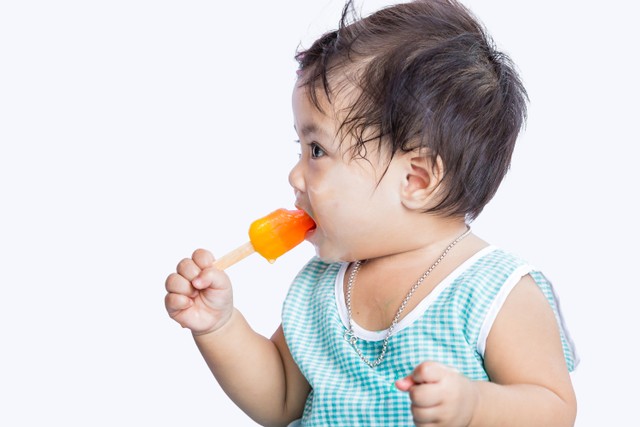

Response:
(334, 246), (498, 342)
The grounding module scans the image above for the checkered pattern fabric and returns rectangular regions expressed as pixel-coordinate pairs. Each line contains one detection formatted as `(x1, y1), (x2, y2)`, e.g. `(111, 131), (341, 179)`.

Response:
(282, 248), (576, 426)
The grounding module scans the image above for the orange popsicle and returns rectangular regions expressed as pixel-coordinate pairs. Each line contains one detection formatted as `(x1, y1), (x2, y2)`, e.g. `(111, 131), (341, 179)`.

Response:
(213, 209), (315, 270)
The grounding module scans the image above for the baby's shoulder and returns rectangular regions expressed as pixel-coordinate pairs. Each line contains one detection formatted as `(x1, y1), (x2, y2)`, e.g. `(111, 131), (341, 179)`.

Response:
(457, 246), (534, 284)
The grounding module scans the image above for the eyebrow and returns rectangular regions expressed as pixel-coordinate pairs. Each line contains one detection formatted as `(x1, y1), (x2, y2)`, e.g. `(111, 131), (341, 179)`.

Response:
(294, 123), (328, 138)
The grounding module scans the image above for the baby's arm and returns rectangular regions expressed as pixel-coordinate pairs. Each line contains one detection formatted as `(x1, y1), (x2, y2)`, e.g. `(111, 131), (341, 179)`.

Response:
(474, 274), (577, 424)
(396, 275), (576, 426)
(165, 249), (310, 426)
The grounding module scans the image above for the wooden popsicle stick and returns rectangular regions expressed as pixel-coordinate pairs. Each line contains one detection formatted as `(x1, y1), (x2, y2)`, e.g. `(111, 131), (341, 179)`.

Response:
(213, 241), (256, 270)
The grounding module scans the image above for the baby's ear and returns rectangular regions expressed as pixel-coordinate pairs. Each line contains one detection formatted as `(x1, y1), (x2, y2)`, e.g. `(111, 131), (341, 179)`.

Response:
(400, 153), (444, 210)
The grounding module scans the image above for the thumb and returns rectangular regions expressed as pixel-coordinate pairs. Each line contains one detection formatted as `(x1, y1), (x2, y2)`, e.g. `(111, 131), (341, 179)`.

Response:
(395, 376), (416, 391)
(191, 266), (231, 291)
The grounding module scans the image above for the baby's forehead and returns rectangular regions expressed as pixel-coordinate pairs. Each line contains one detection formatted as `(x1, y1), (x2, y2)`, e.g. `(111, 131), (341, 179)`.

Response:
(295, 77), (349, 117)
(295, 67), (388, 144)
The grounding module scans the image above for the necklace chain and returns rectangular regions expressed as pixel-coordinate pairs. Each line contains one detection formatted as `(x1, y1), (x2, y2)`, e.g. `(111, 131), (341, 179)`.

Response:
(344, 226), (472, 368)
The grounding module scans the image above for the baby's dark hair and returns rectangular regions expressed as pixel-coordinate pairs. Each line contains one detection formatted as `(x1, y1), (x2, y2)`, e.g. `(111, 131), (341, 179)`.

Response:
(295, 0), (528, 221)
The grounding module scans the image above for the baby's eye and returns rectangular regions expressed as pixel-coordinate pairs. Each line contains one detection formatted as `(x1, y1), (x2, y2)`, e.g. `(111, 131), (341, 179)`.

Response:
(309, 142), (326, 159)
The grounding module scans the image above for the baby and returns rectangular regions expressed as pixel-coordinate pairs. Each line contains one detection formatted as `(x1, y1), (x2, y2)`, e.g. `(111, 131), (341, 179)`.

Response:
(165, 1), (578, 425)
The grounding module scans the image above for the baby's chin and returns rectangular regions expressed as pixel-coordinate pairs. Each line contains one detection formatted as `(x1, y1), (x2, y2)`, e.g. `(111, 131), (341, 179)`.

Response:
(314, 246), (357, 264)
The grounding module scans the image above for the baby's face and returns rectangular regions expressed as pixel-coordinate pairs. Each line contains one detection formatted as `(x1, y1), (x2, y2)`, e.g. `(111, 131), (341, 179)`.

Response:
(289, 83), (407, 262)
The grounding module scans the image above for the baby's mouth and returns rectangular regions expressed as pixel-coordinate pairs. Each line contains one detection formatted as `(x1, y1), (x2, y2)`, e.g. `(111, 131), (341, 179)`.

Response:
(295, 204), (317, 231)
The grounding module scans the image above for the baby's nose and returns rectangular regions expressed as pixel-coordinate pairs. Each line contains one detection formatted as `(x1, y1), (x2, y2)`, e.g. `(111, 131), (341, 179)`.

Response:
(288, 160), (305, 194)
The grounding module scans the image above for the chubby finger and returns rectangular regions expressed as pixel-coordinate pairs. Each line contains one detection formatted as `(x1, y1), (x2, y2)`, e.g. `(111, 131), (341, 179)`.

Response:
(165, 272), (197, 297)
(411, 361), (451, 384)
(396, 374), (444, 408)
(411, 406), (443, 426)
(192, 248), (215, 270)
(165, 292), (193, 315)
(395, 376), (416, 391)
(176, 257), (200, 281)
(408, 382), (444, 408)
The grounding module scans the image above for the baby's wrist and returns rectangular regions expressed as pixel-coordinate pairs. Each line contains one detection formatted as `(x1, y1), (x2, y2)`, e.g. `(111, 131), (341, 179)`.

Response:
(466, 381), (483, 427)
(191, 309), (236, 339)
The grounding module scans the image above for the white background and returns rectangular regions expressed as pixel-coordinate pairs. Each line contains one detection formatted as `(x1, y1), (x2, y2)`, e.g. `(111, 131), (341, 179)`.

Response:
(1, 1), (637, 425)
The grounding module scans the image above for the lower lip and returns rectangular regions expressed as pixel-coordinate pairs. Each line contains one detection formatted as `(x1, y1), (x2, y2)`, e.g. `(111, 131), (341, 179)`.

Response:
(305, 227), (317, 242)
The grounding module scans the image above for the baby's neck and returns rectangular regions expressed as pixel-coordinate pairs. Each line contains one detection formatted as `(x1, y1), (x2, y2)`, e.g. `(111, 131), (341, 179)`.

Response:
(345, 228), (488, 332)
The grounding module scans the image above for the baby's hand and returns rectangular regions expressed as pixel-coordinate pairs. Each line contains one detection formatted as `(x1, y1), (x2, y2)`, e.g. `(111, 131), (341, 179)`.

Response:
(164, 249), (234, 336)
(395, 361), (478, 426)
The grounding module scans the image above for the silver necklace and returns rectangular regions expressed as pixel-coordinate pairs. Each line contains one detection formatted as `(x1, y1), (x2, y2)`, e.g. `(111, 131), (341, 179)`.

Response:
(344, 226), (471, 368)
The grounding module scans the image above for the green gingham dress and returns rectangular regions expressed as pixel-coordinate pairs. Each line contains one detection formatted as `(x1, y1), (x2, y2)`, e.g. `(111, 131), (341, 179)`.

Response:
(281, 246), (577, 426)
